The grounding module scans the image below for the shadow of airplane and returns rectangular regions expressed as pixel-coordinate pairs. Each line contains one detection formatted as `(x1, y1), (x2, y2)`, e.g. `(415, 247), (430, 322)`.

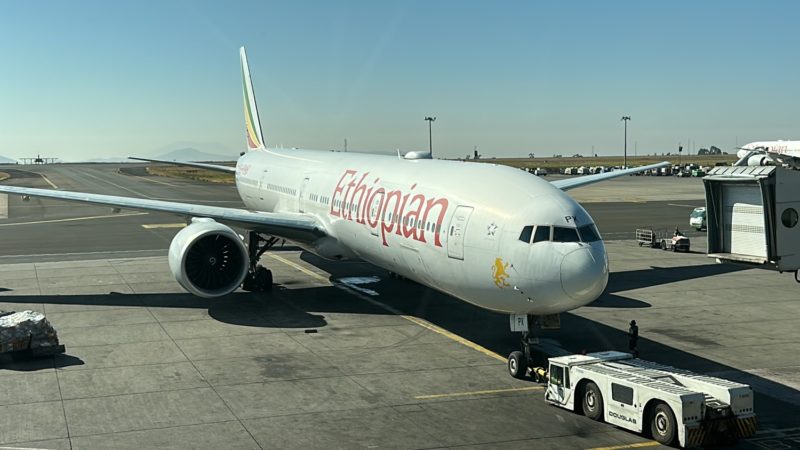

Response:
(607, 263), (750, 293)
(0, 255), (796, 439)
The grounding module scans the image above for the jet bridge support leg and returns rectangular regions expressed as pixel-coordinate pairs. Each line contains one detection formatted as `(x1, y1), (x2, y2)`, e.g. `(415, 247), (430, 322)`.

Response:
(242, 231), (278, 292)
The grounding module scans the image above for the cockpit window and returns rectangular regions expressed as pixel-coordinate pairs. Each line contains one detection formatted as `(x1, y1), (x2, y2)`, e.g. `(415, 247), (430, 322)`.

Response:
(532, 225), (550, 243)
(519, 225), (534, 243)
(577, 224), (601, 242)
(552, 226), (580, 243)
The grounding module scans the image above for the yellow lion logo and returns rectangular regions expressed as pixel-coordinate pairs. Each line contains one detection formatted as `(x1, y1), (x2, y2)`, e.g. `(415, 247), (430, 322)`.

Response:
(492, 257), (511, 288)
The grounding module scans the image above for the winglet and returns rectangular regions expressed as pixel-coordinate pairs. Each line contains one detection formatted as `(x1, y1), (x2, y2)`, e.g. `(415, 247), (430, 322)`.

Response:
(240, 47), (266, 150)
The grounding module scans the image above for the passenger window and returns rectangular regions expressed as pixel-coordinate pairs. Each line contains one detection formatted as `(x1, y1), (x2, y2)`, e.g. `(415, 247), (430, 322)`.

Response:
(611, 383), (634, 405)
(578, 224), (601, 242)
(519, 226), (534, 243)
(553, 226), (580, 243)
(532, 225), (551, 243)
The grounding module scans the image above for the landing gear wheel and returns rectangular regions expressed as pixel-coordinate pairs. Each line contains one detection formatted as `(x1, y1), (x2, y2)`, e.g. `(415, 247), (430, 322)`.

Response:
(508, 351), (528, 379)
(242, 231), (279, 293)
(255, 266), (273, 291)
(582, 381), (604, 421)
(650, 402), (677, 446)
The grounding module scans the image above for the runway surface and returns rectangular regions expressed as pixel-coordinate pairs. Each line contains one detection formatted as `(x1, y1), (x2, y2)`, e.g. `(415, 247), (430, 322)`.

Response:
(0, 163), (797, 449)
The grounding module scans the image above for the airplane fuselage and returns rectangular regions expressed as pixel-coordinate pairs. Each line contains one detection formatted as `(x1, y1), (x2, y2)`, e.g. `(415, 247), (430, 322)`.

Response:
(234, 148), (609, 315)
(737, 140), (800, 160)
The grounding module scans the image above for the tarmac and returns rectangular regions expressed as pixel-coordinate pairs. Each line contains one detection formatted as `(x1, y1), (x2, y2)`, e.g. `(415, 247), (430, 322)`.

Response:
(0, 164), (798, 449)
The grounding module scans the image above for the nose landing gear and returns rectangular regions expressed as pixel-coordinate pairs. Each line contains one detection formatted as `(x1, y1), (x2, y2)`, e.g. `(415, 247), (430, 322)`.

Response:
(507, 314), (560, 380)
(508, 331), (538, 379)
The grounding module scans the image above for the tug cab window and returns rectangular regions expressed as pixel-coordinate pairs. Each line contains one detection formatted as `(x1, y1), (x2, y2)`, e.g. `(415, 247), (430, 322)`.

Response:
(519, 226), (534, 243)
(549, 364), (565, 386)
(552, 226), (580, 243)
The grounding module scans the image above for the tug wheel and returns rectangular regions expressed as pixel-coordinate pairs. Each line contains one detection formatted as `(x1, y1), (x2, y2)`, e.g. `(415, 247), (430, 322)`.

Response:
(650, 402), (677, 446)
(582, 381), (604, 421)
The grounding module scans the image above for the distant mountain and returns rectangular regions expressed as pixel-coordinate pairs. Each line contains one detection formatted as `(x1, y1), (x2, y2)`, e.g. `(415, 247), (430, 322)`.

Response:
(153, 147), (235, 162)
(0, 155), (17, 164)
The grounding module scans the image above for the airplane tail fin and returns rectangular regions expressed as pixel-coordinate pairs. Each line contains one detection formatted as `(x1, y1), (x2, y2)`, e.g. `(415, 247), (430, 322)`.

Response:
(240, 47), (266, 150)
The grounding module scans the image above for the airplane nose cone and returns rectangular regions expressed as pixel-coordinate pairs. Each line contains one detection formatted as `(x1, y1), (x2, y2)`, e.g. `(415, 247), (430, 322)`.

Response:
(560, 245), (609, 304)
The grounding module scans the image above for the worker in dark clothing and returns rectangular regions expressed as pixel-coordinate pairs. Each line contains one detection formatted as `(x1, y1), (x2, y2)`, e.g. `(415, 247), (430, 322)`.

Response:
(628, 320), (639, 357)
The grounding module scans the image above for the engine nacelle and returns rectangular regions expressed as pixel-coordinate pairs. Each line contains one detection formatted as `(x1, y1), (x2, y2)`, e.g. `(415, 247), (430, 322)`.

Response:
(168, 218), (249, 297)
(748, 155), (769, 166)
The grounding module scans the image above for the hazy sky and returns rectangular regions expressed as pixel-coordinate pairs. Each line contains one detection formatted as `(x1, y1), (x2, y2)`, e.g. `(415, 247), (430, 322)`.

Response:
(1, 1), (798, 161)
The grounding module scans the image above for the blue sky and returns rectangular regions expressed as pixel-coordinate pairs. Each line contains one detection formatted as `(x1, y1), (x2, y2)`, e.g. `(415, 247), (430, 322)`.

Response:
(1, 1), (798, 161)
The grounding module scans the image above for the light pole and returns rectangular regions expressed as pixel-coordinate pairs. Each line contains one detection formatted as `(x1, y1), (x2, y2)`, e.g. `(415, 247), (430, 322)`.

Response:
(425, 116), (436, 156)
(621, 116), (631, 168)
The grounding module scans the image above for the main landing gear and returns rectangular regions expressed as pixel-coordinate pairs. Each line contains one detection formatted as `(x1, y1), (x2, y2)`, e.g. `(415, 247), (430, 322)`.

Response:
(241, 231), (278, 292)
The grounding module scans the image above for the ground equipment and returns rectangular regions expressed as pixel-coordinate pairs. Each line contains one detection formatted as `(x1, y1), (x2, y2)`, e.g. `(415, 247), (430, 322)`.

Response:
(543, 351), (757, 448)
(636, 227), (690, 252)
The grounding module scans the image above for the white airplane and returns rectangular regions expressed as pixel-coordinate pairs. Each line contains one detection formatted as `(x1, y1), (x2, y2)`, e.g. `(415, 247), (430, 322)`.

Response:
(735, 140), (800, 168)
(0, 48), (668, 377)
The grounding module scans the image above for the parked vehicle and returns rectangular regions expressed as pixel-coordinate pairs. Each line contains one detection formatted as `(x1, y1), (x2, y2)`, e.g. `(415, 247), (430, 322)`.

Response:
(690, 207), (706, 230)
(543, 351), (757, 448)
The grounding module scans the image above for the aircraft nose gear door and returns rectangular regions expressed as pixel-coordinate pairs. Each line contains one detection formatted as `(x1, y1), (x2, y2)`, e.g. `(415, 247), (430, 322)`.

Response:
(447, 206), (474, 260)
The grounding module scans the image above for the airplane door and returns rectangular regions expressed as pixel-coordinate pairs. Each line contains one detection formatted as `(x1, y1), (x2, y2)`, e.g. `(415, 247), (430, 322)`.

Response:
(367, 192), (384, 237)
(447, 206), (474, 260)
(258, 169), (269, 201)
(298, 176), (310, 213)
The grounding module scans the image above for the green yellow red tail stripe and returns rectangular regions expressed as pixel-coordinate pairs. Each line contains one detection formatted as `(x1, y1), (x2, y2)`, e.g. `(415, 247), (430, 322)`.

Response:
(240, 47), (265, 150)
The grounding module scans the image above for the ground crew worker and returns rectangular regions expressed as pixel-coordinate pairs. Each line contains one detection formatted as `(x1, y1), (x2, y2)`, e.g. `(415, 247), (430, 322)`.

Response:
(628, 320), (639, 357)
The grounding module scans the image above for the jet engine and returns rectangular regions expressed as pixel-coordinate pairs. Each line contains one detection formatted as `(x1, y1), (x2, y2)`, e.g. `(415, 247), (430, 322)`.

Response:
(168, 218), (249, 297)
(748, 155), (769, 166)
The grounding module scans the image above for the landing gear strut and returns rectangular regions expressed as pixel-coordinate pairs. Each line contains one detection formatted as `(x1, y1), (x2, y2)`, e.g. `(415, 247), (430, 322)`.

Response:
(241, 231), (278, 292)
(507, 314), (543, 380)
(509, 330), (538, 379)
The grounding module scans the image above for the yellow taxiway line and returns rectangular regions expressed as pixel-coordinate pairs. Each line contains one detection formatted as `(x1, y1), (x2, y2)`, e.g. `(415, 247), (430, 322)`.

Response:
(415, 386), (543, 400)
(38, 173), (59, 189)
(268, 253), (506, 362)
(587, 442), (660, 450)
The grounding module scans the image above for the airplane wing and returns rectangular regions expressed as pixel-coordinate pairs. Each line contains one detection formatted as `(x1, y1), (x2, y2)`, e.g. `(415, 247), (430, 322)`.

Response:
(764, 151), (800, 169)
(0, 185), (325, 242)
(550, 161), (670, 191)
(128, 157), (237, 174)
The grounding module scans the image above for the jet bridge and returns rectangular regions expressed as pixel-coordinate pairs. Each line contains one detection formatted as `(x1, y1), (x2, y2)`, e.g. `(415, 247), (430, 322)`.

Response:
(703, 166), (800, 281)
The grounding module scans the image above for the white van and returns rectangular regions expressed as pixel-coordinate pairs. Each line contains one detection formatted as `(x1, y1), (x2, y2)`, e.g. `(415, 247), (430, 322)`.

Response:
(690, 207), (706, 230)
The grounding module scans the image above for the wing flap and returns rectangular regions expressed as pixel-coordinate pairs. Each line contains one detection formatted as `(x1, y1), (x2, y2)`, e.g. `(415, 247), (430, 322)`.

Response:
(550, 161), (671, 191)
(0, 185), (325, 242)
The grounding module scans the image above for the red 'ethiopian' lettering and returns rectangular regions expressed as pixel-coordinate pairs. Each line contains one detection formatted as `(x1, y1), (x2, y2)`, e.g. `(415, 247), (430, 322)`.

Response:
(330, 170), (356, 217)
(330, 170), (450, 248)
